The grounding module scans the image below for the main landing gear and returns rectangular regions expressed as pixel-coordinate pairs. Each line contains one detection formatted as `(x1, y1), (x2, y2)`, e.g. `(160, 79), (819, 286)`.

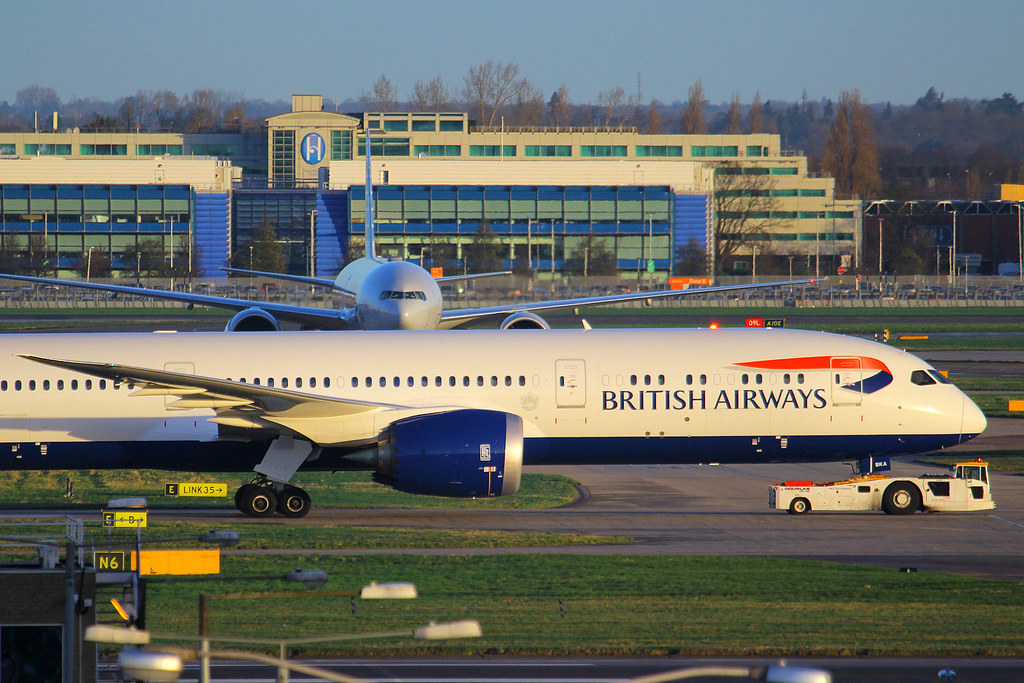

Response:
(234, 478), (312, 518)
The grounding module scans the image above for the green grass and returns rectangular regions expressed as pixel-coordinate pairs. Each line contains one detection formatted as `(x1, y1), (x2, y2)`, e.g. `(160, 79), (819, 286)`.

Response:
(965, 393), (1024, 418)
(916, 454), (1024, 471)
(124, 554), (1024, 657)
(0, 470), (579, 510)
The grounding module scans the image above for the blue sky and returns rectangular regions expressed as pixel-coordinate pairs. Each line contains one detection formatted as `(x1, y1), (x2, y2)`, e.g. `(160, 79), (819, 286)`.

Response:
(4, 0), (1023, 107)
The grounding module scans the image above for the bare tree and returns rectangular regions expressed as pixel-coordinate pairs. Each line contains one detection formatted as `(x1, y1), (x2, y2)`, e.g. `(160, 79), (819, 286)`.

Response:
(151, 90), (181, 131)
(725, 92), (743, 134)
(462, 61), (533, 128)
(646, 100), (663, 134)
(597, 86), (640, 129)
(182, 89), (222, 133)
(362, 74), (399, 111)
(712, 161), (785, 272)
(508, 83), (545, 127)
(548, 84), (571, 128)
(821, 90), (880, 199)
(411, 76), (453, 112)
(681, 80), (707, 134)
(748, 91), (764, 134)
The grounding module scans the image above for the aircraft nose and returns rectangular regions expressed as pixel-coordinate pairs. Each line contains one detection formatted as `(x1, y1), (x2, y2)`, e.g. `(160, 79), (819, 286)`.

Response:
(393, 299), (434, 330)
(960, 393), (987, 442)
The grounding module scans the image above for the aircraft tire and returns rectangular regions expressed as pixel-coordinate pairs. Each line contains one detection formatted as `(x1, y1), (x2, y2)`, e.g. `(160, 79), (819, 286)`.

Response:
(238, 485), (278, 518)
(234, 484), (256, 510)
(277, 486), (312, 518)
(882, 482), (921, 515)
(788, 497), (811, 515)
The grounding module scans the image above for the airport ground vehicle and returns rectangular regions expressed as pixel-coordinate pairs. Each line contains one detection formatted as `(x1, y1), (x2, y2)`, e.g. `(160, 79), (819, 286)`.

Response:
(769, 460), (994, 515)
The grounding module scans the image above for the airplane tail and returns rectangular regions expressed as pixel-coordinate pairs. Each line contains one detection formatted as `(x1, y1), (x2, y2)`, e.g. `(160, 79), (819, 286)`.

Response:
(365, 130), (377, 260)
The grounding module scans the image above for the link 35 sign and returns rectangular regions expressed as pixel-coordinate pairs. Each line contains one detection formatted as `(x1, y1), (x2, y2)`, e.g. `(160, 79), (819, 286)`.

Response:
(301, 132), (326, 165)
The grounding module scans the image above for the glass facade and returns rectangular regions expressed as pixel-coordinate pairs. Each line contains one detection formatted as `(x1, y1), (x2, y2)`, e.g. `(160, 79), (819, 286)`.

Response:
(0, 184), (192, 274)
(232, 189), (318, 274)
(346, 185), (674, 271)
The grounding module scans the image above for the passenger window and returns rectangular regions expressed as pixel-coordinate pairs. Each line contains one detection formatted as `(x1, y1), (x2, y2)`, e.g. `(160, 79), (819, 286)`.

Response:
(379, 377), (387, 388)
(15, 380), (21, 391)
(0, 381), (6, 391)
(324, 377), (330, 388)
(686, 374), (693, 385)
(700, 374), (707, 385)
(630, 375), (638, 386)
(393, 377), (400, 387)
(463, 376), (470, 387)
(295, 378), (302, 388)
(644, 375), (651, 386)
(281, 378), (288, 388)
(351, 377), (358, 388)
(57, 380), (64, 391)
(407, 377), (414, 387)
(658, 375), (665, 385)
(310, 377), (316, 388)
(267, 378), (275, 388)
(783, 373), (791, 384)
(435, 376), (443, 387)
(519, 376), (526, 386)
(71, 380), (78, 390)
(477, 376), (484, 387)
(85, 380), (92, 390)
(741, 374), (748, 385)
(797, 373), (805, 384)
(100, 380), (107, 390)
(449, 376), (456, 387)
(365, 377), (372, 388)
(421, 376), (428, 387)
(505, 376), (512, 386)
(491, 376), (498, 386)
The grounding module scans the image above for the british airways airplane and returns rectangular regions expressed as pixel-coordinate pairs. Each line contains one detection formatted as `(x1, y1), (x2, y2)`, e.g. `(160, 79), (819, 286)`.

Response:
(0, 134), (810, 331)
(0, 327), (985, 517)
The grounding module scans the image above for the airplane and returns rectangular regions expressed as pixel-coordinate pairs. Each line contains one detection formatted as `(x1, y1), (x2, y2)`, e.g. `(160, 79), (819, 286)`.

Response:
(0, 133), (813, 331)
(0, 326), (986, 517)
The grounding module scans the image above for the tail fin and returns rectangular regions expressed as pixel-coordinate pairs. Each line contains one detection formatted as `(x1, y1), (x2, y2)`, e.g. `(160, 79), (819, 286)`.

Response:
(364, 130), (377, 259)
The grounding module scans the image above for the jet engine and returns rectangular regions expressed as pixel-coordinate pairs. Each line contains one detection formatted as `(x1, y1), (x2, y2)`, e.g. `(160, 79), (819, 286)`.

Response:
(498, 311), (550, 330)
(374, 409), (523, 497)
(224, 307), (282, 332)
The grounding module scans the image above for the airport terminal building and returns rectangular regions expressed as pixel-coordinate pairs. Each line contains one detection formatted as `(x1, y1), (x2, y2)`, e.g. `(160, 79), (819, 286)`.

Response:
(0, 95), (860, 279)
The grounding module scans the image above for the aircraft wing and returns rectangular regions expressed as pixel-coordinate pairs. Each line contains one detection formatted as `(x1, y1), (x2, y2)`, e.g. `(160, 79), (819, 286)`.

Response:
(221, 267), (337, 289)
(0, 273), (356, 330)
(436, 278), (817, 329)
(435, 271), (512, 284)
(19, 354), (448, 446)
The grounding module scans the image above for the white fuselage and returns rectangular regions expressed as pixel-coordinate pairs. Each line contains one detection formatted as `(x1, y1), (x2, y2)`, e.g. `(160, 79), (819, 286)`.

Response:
(0, 328), (985, 472)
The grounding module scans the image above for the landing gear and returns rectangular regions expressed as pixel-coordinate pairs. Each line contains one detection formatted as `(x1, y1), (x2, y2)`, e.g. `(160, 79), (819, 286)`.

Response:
(234, 479), (312, 518)
(237, 484), (277, 518)
(277, 486), (312, 518)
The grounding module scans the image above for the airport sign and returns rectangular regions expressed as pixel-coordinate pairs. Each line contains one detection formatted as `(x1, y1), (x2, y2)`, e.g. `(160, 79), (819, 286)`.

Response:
(101, 510), (148, 528)
(94, 551), (128, 572)
(164, 482), (228, 497)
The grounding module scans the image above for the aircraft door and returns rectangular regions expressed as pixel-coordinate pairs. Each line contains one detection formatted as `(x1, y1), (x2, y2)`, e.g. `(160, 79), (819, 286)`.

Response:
(555, 359), (586, 408)
(830, 357), (863, 406)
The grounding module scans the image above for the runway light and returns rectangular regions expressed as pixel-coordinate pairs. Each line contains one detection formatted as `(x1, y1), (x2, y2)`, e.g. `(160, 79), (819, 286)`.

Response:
(709, 321), (720, 329)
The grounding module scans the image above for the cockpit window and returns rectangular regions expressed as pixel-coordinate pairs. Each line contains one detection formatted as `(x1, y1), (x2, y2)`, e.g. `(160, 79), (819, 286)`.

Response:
(379, 290), (427, 301)
(910, 370), (936, 386)
(927, 370), (953, 385)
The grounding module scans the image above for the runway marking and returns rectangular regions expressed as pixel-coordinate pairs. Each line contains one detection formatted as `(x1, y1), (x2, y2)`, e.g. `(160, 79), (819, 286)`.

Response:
(992, 515), (1024, 532)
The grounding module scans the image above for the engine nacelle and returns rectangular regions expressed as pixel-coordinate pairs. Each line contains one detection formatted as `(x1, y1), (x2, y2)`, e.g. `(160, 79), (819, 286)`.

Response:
(375, 409), (523, 497)
(225, 307), (282, 332)
(499, 311), (550, 330)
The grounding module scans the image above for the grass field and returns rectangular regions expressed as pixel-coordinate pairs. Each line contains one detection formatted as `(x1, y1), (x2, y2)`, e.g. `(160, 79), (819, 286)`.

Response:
(0, 470), (579, 510)
(125, 554), (1024, 657)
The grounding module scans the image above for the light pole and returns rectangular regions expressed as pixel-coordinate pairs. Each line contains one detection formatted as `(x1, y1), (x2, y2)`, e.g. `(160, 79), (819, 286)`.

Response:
(87, 616), (481, 683)
(309, 209), (318, 279)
